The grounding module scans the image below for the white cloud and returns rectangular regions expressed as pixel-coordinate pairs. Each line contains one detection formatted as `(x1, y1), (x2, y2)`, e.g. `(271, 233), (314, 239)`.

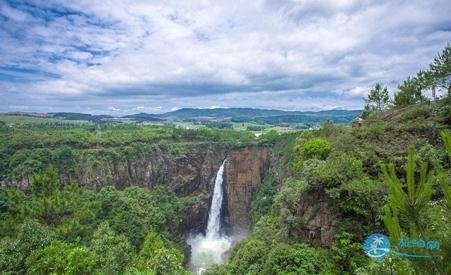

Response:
(108, 106), (120, 112)
(0, 0), (450, 113)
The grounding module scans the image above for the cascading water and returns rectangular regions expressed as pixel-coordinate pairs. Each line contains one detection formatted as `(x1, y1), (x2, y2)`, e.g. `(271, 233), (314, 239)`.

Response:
(188, 160), (231, 274)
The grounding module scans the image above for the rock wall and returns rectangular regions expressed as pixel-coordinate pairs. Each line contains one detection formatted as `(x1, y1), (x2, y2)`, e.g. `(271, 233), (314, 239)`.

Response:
(223, 147), (269, 235)
(8, 144), (227, 235)
(293, 188), (337, 247)
(7, 144), (273, 237)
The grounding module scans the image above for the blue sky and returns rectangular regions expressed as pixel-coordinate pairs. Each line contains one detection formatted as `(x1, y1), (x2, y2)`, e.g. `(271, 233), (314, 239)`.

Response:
(0, 0), (450, 114)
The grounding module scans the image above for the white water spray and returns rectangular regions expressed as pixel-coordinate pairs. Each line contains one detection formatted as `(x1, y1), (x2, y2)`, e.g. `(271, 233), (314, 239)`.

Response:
(188, 160), (231, 274)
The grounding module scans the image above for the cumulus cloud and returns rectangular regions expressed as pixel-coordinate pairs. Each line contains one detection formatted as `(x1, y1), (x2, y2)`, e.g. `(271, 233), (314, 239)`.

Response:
(0, 0), (450, 114)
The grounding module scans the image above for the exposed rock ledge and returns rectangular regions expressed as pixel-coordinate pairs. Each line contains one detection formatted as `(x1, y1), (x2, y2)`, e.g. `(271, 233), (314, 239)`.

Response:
(223, 147), (269, 235)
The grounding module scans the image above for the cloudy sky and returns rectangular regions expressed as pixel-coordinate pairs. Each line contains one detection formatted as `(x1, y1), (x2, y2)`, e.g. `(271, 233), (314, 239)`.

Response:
(0, 0), (450, 114)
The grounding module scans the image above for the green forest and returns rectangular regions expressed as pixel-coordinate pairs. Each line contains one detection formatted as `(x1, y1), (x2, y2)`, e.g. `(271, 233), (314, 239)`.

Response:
(0, 46), (450, 275)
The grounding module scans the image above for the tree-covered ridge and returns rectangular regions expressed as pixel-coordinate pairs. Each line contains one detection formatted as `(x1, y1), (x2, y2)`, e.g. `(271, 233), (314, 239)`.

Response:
(364, 44), (450, 118)
(0, 123), (256, 184)
(207, 98), (450, 274)
(0, 168), (188, 274)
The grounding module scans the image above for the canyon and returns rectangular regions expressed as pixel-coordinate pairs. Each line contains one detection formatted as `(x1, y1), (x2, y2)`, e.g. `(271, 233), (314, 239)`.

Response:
(6, 144), (337, 247)
(7, 144), (270, 236)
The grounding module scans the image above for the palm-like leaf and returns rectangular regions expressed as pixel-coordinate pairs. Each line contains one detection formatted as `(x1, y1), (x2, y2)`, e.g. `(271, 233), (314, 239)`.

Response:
(381, 146), (434, 239)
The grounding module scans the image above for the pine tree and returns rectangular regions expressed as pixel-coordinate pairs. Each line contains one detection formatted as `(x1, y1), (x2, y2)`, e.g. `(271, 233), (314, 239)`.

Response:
(362, 83), (390, 117)
(382, 147), (449, 274)
(429, 44), (451, 94)
(393, 77), (427, 106)
(382, 147), (433, 240)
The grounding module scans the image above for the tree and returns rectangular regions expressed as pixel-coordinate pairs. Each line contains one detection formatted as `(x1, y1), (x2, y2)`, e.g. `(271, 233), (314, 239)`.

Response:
(128, 231), (188, 275)
(362, 83), (390, 118)
(0, 220), (56, 274)
(300, 138), (332, 161)
(428, 44), (451, 94)
(382, 147), (434, 243)
(440, 130), (451, 158)
(227, 239), (267, 274)
(25, 240), (96, 275)
(97, 186), (182, 249)
(91, 222), (133, 274)
(31, 168), (59, 197)
(381, 147), (449, 274)
(393, 76), (427, 106)
(330, 232), (368, 273)
(262, 243), (332, 274)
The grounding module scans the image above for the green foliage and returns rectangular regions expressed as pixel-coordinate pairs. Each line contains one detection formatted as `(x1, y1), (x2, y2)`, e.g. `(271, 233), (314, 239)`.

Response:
(427, 44), (451, 92)
(381, 147), (448, 274)
(416, 143), (447, 170)
(327, 177), (386, 221)
(1, 169), (101, 241)
(300, 154), (364, 188)
(300, 138), (332, 161)
(227, 239), (268, 274)
(391, 44), (450, 108)
(441, 129), (451, 157)
(382, 147), (434, 241)
(394, 76), (428, 106)
(0, 169), (190, 274)
(128, 230), (188, 275)
(251, 215), (285, 244)
(91, 221), (133, 274)
(369, 123), (385, 139)
(97, 185), (183, 249)
(0, 220), (56, 274)
(251, 175), (278, 224)
(258, 130), (281, 146)
(31, 167), (59, 197)
(0, 187), (27, 237)
(54, 146), (76, 175)
(261, 243), (332, 274)
(330, 232), (369, 274)
(363, 83), (391, 118)
(25, 240), (96, 275)
(216, 236), (333, 275)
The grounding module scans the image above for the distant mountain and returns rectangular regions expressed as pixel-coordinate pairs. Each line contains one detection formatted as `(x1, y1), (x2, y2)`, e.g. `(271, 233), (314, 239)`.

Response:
(123, 108), (362, 125)
(50, 112), (113, 121)
(159, 108), (361, 120)
(159, 108), (362, 119)
(159, 108), (298, 119)
(238, 112), (361, 125)
(121, 113), (165, 121)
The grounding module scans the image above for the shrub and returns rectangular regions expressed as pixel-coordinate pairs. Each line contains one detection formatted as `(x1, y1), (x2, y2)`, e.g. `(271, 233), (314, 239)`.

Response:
(0, 220), (56, 274)
(262, 243), (332, 274)
(330, 232), (369, 273)
(227, 239), (267, 274)
(301, 138), (332, 160)
(369, 124), (385, 139)
(251, 175), (278, 224)
(300, 154), (364, 188)
(128, 231), (187, 275)
(25, 240), (96, 275)
(91, 222), (133, 274)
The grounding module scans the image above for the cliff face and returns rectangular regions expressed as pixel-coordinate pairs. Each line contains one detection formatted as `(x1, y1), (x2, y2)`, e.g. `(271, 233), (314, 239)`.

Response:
(7, 144), (273, 236)
(223, 147), (269, 235)
(8, 144), (227, 235)
(292, 188), (337, 247)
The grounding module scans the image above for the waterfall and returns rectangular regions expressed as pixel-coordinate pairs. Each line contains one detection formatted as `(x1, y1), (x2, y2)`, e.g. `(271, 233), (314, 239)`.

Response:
(205, 160), (225, 239)
(188, 160), (231, 274)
